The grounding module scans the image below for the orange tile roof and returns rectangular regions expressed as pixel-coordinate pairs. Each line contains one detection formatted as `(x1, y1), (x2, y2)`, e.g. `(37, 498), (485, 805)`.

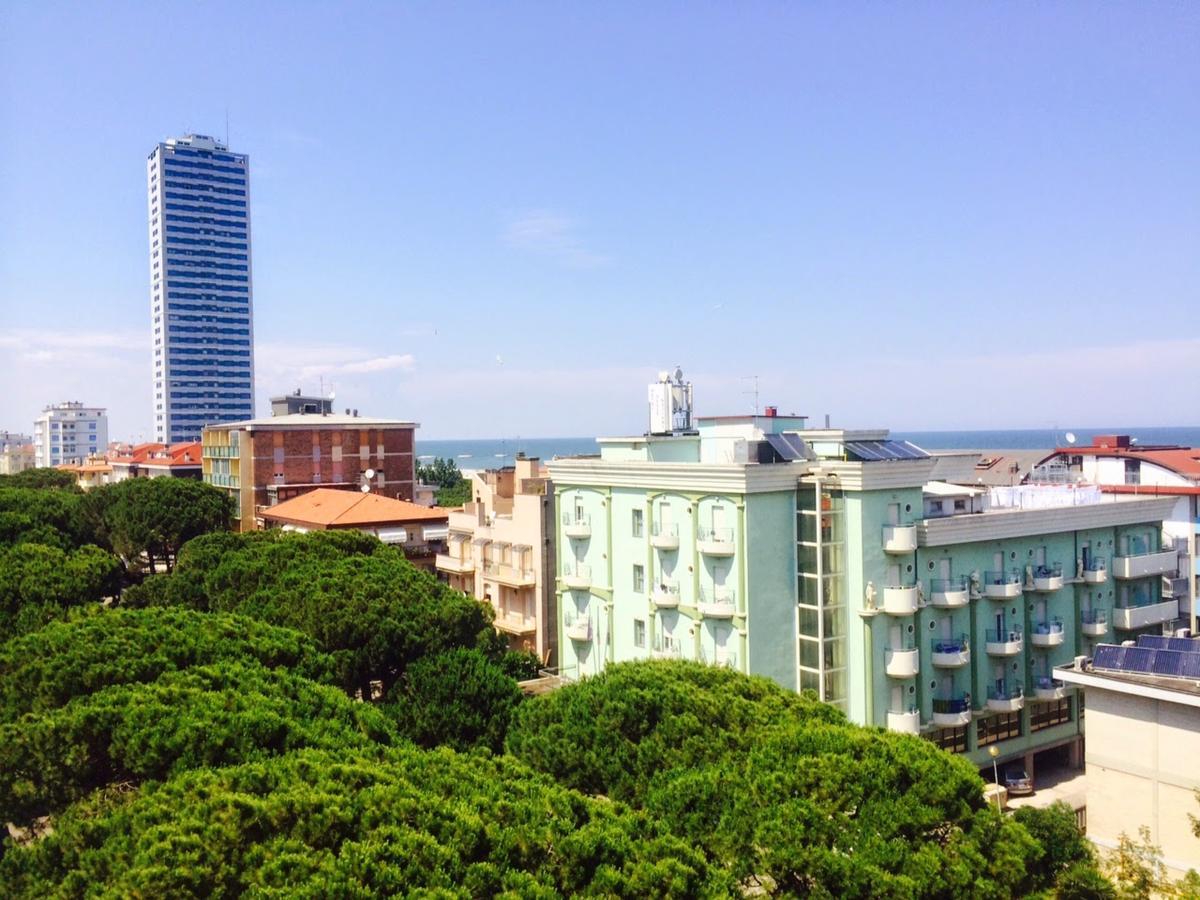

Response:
(110, 441), (202, 467)
(260, 488), (450, 528)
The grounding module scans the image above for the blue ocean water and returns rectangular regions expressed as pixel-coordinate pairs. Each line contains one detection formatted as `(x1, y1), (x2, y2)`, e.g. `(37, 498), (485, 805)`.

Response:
(419, 427), (1200, 469)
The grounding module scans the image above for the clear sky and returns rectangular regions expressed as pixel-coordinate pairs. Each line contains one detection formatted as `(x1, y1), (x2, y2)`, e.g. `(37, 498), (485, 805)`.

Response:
(1, 3), (1197, 440)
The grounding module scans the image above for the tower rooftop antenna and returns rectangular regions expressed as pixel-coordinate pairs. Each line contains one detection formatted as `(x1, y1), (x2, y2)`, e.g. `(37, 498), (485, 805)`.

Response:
(742, 375), (760, 416)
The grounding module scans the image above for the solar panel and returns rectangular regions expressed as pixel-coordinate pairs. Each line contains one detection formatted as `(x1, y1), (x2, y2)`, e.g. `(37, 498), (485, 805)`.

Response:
(844, 440), (929, 462)
(1167, 636), (1200, 652)
(1151, 650), (1187, 677)
(1137, 635), (1170, 649)
(764, 433), (809, 462)
(1123, 647), (1155, 671)
(1092, 645), (1124, 670)
(1092, 642), (1200, 681)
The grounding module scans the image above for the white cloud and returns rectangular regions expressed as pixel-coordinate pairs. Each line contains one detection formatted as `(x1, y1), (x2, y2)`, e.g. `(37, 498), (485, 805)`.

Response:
(503, 210), (609, 268)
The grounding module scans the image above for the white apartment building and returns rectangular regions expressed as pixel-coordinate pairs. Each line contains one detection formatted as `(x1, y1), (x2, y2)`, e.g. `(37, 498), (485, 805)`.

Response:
(33, 402), (108, 468)
(148, 133), (255, 443)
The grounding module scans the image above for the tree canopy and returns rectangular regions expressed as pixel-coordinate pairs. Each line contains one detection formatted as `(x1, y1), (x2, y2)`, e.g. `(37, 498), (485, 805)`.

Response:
(0, 747), (728, 898)
(0, 542), (122, 643)
(0, 660), (396, 829)
(417, 456), (471, 506)
(0, 487), (92, 550)
(126, 530), (501, 698)
(0, 468), (80, 491)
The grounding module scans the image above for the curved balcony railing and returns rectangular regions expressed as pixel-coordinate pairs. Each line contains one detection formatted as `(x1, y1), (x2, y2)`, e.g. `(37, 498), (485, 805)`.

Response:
(930, 635), (971, 667)
(1081, 608), (1108, 636)
(930, 577), (969, 608)
(1030, 618), (1065, 647)
(984, 570), (1023, 598)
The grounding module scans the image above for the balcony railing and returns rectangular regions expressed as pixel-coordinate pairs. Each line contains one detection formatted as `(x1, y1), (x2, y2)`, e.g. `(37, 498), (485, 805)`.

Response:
(984, 570), (1023, 599)
(564, 616), (592, 642)
(932, 695), (972, 726)
(652, 581), (680, 608)
(435, 552), (475, 574)
(697, 526), (735, 556)
(1032, 563), (1064, 592)
(885, 645), (920, 678)
(987, 682), (1025, 712)
(930, 635), (971, 667)
(882, 524), (918, 553)
(697, 586), (736, 618)
(882, 585), (919, 615)
(1083, 558), (1108, 584)
(985, 628), (1023, 656)
(483, 561), (535, 586)
(1112, 549), (1178, 580)
(562, 513), (592, 540)
(887, 708), (921, 734)
(1080, 608), (1108, 636)
(561, 563), (592, 591)
(650, 522), (680, 550)
(930, 577), (969, 608)
(1113, 599), (1178, 630)
(1034, 676), (1069, 701)
(1030, 618), (1065, 648)
(494, 610), (537, 635)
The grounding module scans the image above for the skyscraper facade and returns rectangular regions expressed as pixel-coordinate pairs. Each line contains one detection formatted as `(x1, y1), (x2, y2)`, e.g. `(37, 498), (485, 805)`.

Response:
(147, 133), (255, 443)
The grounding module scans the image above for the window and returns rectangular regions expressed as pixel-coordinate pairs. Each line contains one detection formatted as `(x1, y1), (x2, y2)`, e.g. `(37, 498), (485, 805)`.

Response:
(634, 619), (646, 648)
(1030, 698), (1072, 731)
(633, 564), (644, 593)
(925, 726), (967, 753)
(977, 712), (1021, 746)
(632, 508), (644, 537)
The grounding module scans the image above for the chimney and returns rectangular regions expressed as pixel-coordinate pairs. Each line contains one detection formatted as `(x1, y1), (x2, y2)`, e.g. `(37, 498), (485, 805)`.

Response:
(824, 413), (831, 428)
(764, 405), (777, 417)
(353, 409), (358, 417)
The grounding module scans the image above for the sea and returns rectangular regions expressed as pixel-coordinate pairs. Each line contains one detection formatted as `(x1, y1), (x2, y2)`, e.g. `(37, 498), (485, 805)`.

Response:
(418, 426), (1200, 469)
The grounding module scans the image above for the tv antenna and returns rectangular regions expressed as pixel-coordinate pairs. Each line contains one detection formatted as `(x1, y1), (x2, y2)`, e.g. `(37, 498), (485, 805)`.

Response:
(742, 375), (760, 416)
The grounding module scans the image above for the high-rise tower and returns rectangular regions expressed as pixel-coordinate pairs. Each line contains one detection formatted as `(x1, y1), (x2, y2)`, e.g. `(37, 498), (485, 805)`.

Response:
(147, 133), (255, 443)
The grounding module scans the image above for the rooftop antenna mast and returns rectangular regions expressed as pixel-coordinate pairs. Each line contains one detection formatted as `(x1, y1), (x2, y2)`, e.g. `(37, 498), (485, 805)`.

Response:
(225, 107), (229, 145)
(742, 375), (760, 416)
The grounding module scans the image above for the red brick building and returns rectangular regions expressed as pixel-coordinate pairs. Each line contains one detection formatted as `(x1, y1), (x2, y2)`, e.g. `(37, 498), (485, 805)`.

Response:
(201, 413), (417, 531)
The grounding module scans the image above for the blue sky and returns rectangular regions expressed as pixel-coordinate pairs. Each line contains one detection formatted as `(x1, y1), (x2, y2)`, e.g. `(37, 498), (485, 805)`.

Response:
(1, 3), (1197, 440)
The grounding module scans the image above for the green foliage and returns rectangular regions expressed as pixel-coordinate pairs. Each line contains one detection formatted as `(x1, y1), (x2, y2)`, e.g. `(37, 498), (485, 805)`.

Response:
(1107, 826), (1170, 899)
(1014, 802), (1101, 893)
(0, 747), (729, 898)
(0, 606), (334, 721)
(435, 479), (472, 507)
(506, 659), (844, 803)
(0, 661), (396, 828)
(0, 543), (122, 642)
(0, 487), (91, 550)
(388, 648), (522, 752)
(0, 468), (80, 490)
(500, 647), (543, 680)
(1054, 861), (1119, 899)
(82, 477), (233, 571)
(417, 456), (464, 489)
(125, 530), (501, 697)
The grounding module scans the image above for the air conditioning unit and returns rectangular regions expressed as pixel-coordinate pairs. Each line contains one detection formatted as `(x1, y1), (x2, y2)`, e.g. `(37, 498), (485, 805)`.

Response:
(1176, 628), (1193, 638)
(1073, 654), (1087, 671)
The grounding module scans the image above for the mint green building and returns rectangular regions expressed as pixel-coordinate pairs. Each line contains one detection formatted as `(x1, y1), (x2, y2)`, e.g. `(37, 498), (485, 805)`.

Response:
(547, 414), (1179, 772)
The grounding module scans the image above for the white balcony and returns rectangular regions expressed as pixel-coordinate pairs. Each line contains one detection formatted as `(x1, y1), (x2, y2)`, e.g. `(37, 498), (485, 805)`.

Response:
(565, 617), (592, 642)
(697, 526), (735, 557)
(1112, 549), (1178, 580)
(562, 514), (592, 540)
(931, 637), (971, 668)
(650, 523), (679, 551)
(1034, 679), (1069, 701)
(483, 562), (536, 587)
(1032, 565), (1064, 592)
(435, 553), (475, 574)
(882, 524), (918, 554)
(1081, 609), (1108, 637)
(494, 610), (537, 635)
(887, 709), (921, 734)
(561, 564), (592, 591)
(1084, 560), (1108, 584)
(885, 647), (920, 678)
(652, 582), (680, 608)
(986, 629), (1023, 656)
(987, 685), (1024, 713)
(1030, 620), (1065, 648)
(932, 697), (972, 727)
(1112, 600), (1178, 631)
(698, 586), (736, 619)
(984, 571), (1022, 599)
(930, 578), (969, 608)
(882, 585), (919, 615)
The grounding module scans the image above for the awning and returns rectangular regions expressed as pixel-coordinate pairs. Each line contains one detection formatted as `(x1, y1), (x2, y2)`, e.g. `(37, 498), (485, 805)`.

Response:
(375, 527), (408, 544)
(423, 525), (449, 541)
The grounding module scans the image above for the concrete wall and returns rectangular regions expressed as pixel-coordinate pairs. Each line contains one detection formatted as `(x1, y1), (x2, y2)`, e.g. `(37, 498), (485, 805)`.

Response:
(1084, 688), (1200, 878)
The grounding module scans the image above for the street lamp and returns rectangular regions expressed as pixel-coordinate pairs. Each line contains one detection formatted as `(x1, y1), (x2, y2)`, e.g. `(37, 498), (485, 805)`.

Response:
(988, 745), (1001, 812)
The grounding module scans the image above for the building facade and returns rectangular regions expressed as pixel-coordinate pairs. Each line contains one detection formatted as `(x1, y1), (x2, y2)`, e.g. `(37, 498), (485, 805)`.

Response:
(1057, 641), (1200, 879)
(0, 433), (35, 475)
(148, 133), (254, 443)
(108, 442), (203, 482)
(201, 413), (416, 531)
(547, 376), (1179, 772)
(33, 402), (108, 468)
(436, 457), (557, 665)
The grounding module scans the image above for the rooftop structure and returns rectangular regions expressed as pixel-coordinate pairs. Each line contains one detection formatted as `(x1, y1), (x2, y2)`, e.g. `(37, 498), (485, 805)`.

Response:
(270, 390), (335, 417)
(148, 133), (254, 442)
(108, 442), (203, 482)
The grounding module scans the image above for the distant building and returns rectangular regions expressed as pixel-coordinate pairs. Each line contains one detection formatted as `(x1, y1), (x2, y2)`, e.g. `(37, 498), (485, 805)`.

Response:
(201, 412), (417, 531)
(547, 368), (1178, 776)
(260, 487), (449, 570)
(108, 442), (203, 482)
(1056, 640), (1200, 880)
(270, 390), (334, 417)
(148, 133), (255, 443)
(436, 457), (557, 665)
(33, 402), (108, 467)
(1040, 436), (1200, 633)
(0, 433), (35, 475)
(56, 456), (113, 490)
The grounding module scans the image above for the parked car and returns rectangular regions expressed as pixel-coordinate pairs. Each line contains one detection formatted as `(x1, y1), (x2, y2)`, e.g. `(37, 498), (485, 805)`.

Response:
(1004, 767), (1033, 795)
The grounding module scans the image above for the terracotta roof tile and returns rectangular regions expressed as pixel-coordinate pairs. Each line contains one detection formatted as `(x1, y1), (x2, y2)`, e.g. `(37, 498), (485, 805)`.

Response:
(260, 488), (450, 528)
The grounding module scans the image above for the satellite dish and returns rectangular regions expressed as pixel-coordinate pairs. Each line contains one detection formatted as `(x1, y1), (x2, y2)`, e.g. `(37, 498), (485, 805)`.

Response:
(364, 468), (376, 480)
(360, 483), (370, 493)
(1065, 432), (1076, 445)
(1130, 437), (1139, 444)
